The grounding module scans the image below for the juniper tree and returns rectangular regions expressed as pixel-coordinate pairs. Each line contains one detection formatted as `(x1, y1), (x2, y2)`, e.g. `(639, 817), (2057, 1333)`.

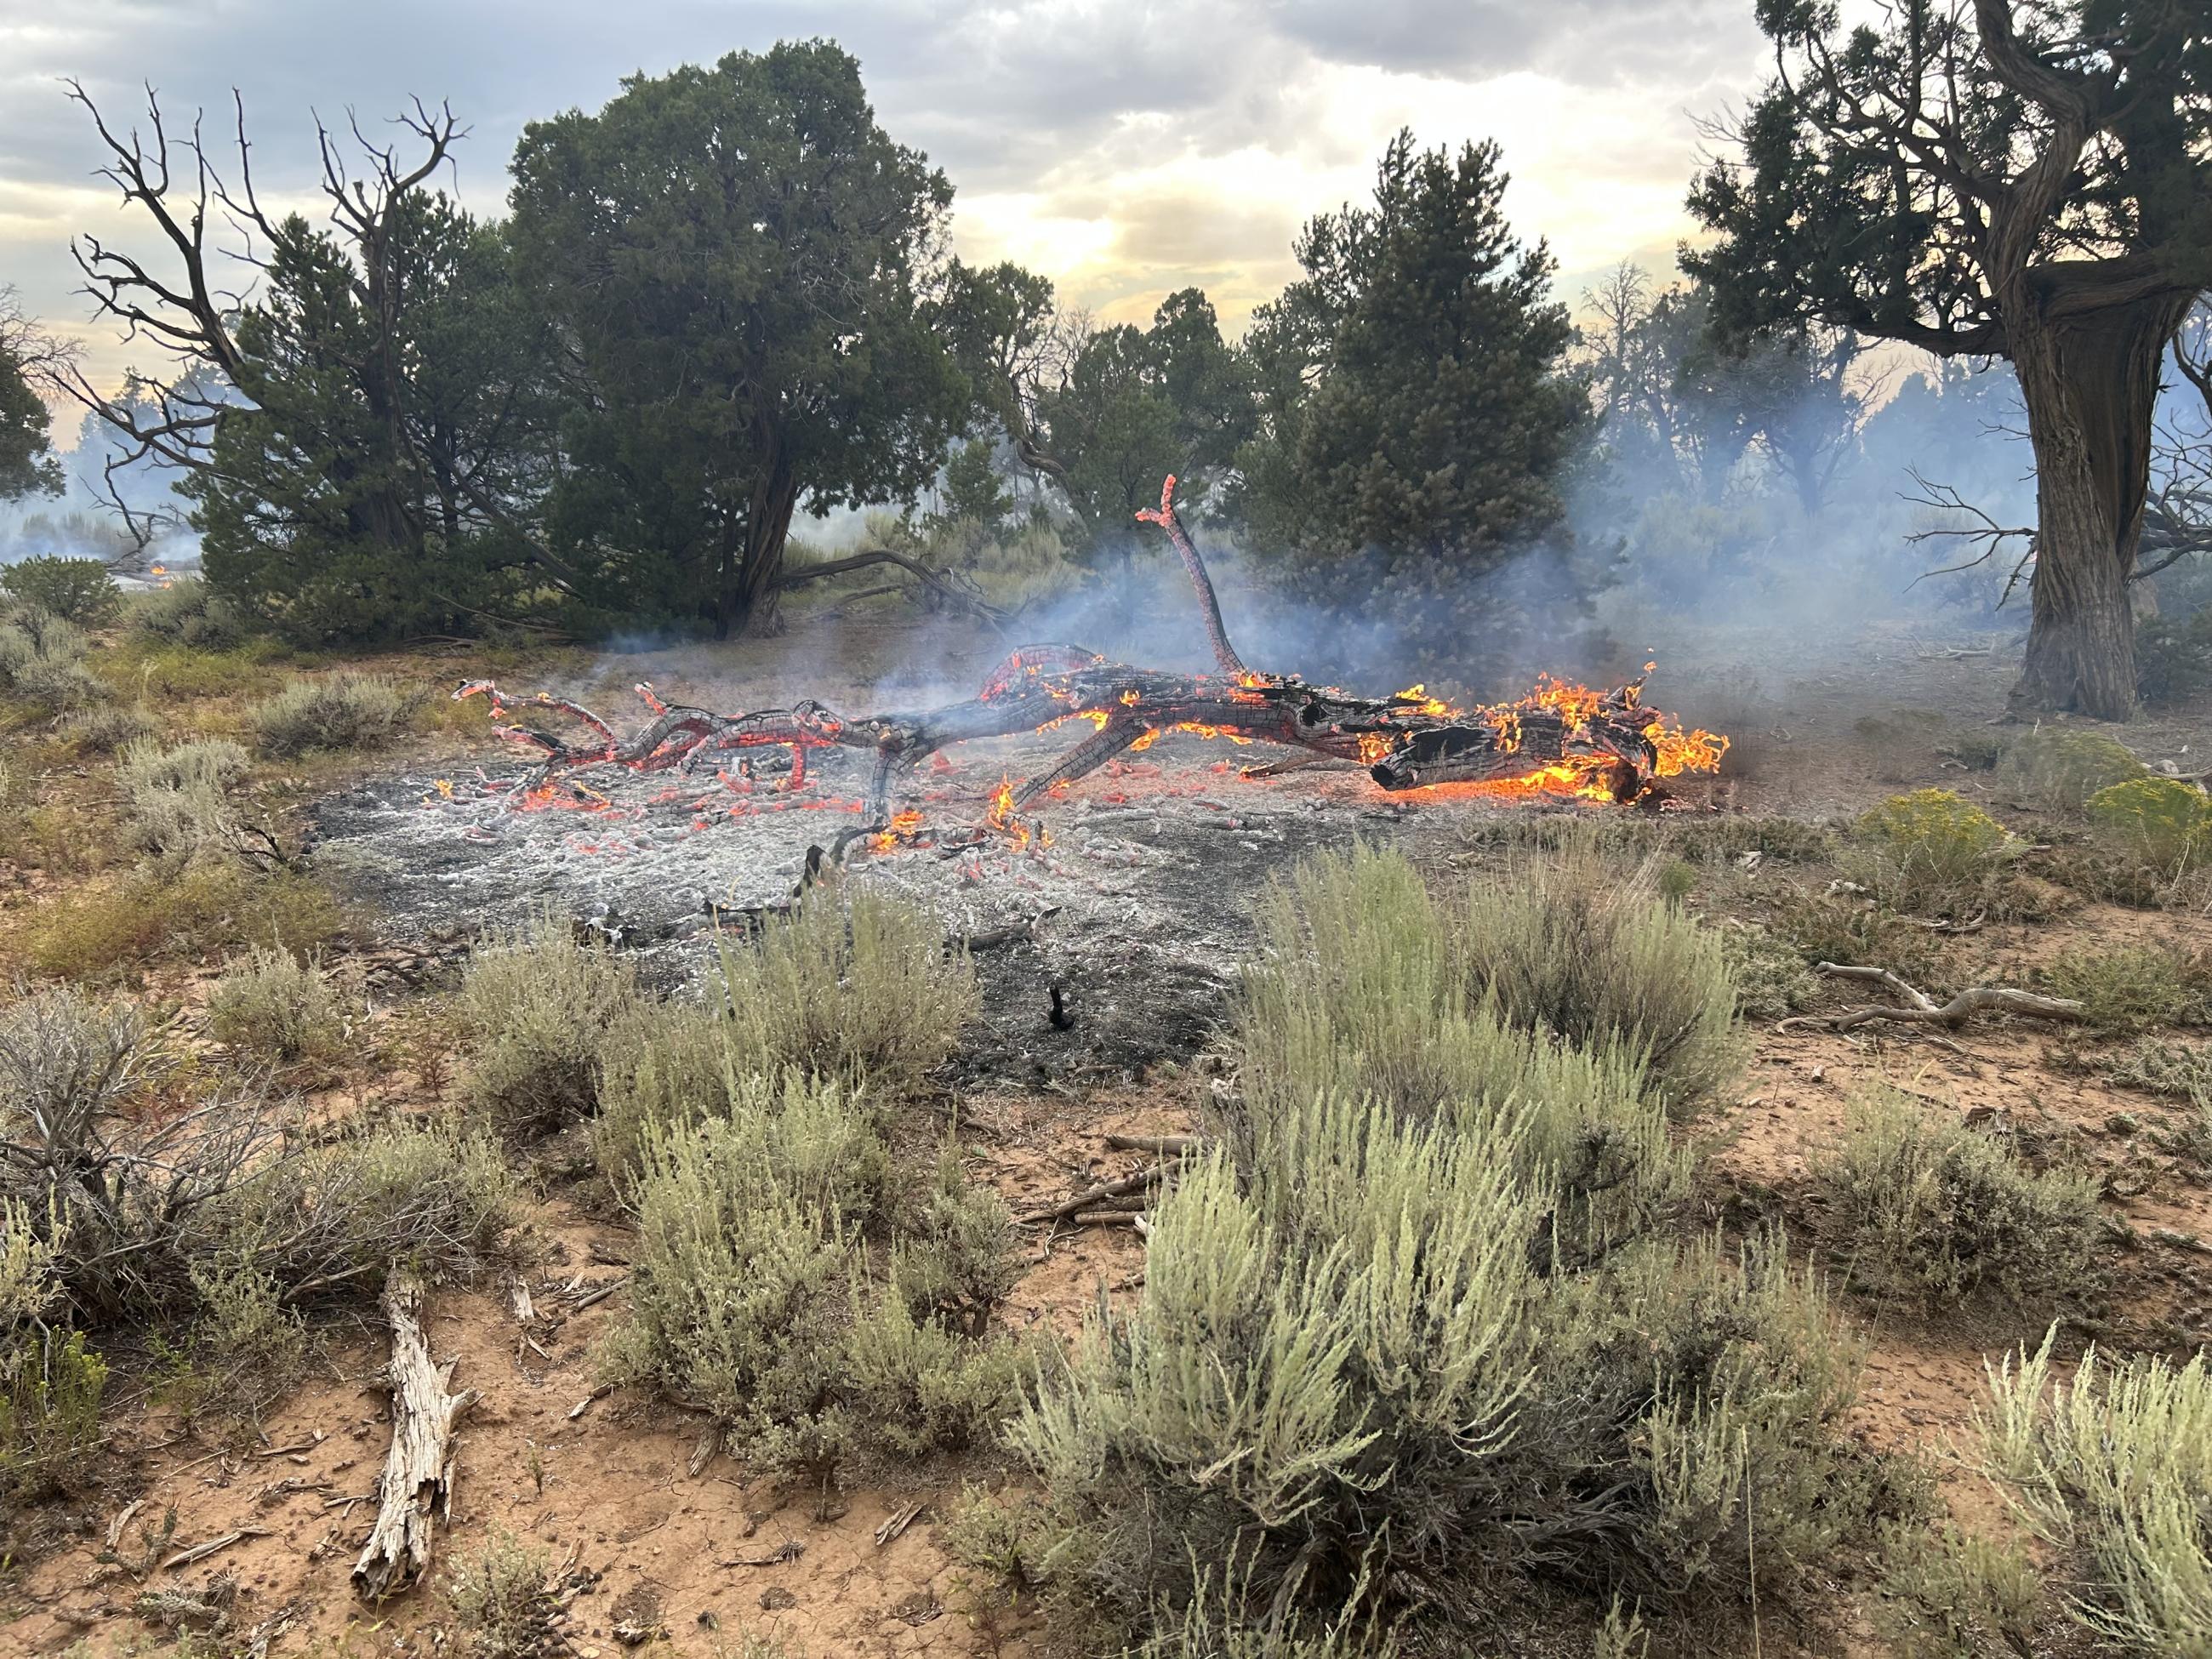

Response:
(0, 290), (64, 504)
(1237, 132), (1590, 676)
(508, 42), (976, 636)
(1687, 0), (2211, 718)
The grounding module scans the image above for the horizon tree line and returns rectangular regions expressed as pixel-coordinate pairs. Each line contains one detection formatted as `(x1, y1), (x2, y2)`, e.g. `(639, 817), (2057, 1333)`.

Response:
(0, 3), (2203, 713)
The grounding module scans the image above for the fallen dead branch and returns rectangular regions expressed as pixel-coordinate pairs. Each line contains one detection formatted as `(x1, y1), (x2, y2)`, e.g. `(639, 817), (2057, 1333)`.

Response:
(1778, 963), (2085, 1034)
(162, 1528), (270, 1572)
(722, 1542), (804, 1568)
(452, 476), (1728, 861)
(1018, 1166), (1166, 1225)
(1103, 1133), (1200, 1155)
(352, 1271), (476, 1601)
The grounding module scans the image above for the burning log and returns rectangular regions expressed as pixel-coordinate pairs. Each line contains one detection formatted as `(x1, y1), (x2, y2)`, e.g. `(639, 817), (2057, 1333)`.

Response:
(453, 477), (1726, 849)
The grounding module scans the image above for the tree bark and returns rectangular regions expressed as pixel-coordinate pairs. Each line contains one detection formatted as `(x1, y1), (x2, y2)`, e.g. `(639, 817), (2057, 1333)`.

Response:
(2010, 289), (2194, 719)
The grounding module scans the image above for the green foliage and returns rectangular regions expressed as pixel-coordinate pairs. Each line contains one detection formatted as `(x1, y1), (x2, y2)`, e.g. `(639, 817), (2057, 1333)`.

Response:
(1981, 1333), (2212, 1654)
(1238, 131), (1593, 678)
(1240, 845), (1690, 1250)
(1850, 790), (2015, 915)
(124, 577), (251, 651)
(0, 296), (63, 502)
(2001, 727), (2148, 812)
(1812, 1087), (2103, 1313)
(173, 1255), (311, 1416)
(20, 862), (347, 978)
(1872, 1519), (2043, 1659)
(457, 915), (640, 1138)
(448, 1531), (556, 1659)
(936, 437), (1012, 536)
(251, 674), (411, 757)
(192, 194), (558, 644)
(1030, 288), (1255, 558)
(0, 1197), (65, 1330)
(2040, 944), (2212, 1035)
(207, 945), (346, 1064)
(510, 42), (978, 635)
(1453, 835), (1742, 1109)
(0, 556), (119, 625)
(2087, 776), (2212, 872)
(2138, 606), (2212, 707)
(716, 888), (978, 1092)
(0, 1328), (106, 1499)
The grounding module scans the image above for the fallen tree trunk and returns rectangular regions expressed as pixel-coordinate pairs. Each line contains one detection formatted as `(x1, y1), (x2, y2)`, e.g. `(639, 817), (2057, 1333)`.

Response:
(352, 1271), (476, 1602)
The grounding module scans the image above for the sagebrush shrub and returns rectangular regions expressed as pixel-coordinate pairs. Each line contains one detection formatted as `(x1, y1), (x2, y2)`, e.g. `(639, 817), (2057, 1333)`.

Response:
(458, 916), (640, 1138)
(448, 1531), (556, 1659)
(0, 556), (119, 625)
(55, 703), (157, 754)
(1872, 1519), (2043, 1658)
(892, 1142), (1018, 1336)
(127, 577), (249, 651)
(1850, 790), (2015, 915)
(716, 888), (978, 1090)
(1812, 1088), (2102, 1312)
(207, 945), (345, 1063)
(1001, 1090), (1895, 1647)
(2087, 776), (2212, 873)
(2107, 1036), (2212, 1109)
(252, 674), (412, 757)
(0, 605), (99, 710)
(1719, 921), (1819, 1020)
(2000, 727), (2147, 812)
(1451, 835), (1741, 1109)
(1981, 1333), (2212, 1653)
(116, 736), (251, 865)
(591, 995), (729, 1193)
(0, 1198), (64, 1330)
(1241, 846), (1689, 1247)
(2041, 944), (2212, 1035)
(608, 1090), (1019, 1477)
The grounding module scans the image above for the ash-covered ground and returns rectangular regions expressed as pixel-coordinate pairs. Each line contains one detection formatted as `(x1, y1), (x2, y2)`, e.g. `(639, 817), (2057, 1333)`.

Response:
(307, 727), (1509, 1082)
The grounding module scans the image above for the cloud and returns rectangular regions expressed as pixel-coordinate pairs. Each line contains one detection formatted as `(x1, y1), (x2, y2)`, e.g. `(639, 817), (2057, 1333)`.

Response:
(0, 0), (1769, 401)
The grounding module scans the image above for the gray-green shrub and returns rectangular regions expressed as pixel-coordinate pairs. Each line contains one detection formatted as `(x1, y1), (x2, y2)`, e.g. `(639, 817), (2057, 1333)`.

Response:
(116, 736), (251, 865)
(0, 556), (119, 626)
(716, 888), (979, 1090)
(1001, 1089), (1892, 1647)
(207, 945), (345, 1063)
(127, 577), (248, 650)
(458, 915), (640, 1137)
(1980, 1332), (2212, 1653)
(1451, 835), (1740, 1109)
(1812, 1087), (2102, 1313)
(1240, 845), (1692, 1249)
(0, 1328), (107, 1499)
(606, 1083), (1019, 1478)
(252, 673), (411, 757)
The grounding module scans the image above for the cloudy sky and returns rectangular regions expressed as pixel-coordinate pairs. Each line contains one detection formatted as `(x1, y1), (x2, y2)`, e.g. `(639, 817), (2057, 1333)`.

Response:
(2, 0), (1771, 409)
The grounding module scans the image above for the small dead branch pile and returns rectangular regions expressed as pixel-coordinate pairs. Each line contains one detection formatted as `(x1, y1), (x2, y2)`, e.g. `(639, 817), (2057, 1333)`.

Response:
(1018, 1136), (1202, 1229)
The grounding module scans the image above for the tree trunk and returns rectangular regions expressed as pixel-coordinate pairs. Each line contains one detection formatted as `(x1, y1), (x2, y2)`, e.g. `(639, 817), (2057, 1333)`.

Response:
(2009, 291), (2193, 719)
(733, 448), (799, 638)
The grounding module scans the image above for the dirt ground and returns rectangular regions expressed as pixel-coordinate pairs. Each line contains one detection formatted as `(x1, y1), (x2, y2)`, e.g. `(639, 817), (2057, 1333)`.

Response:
(9, 601), (2212, 1657)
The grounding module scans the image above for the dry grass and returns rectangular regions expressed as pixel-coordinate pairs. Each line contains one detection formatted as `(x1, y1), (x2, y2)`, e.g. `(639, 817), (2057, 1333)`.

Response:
(252, 674), (413, 758)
